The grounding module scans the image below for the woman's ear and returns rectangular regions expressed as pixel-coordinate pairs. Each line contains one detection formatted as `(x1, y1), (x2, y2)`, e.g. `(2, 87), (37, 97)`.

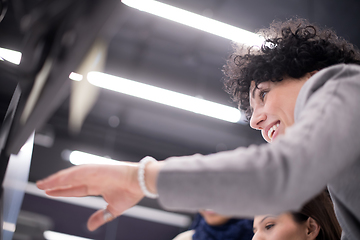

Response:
(305, 217), (320, 240)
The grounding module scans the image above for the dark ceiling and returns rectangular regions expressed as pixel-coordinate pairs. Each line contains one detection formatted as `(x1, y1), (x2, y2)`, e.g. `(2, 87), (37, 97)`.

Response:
(1, 0), (360, 239)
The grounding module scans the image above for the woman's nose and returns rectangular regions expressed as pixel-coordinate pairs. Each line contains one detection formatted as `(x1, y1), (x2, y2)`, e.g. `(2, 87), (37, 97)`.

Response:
(252, 232), (263, 240)
(249, 108), (266, 130)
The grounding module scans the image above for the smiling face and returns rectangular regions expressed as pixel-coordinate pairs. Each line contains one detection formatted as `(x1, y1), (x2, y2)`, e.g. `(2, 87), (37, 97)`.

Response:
(253, 214), (311, 240)
(249, 74), (311, 142)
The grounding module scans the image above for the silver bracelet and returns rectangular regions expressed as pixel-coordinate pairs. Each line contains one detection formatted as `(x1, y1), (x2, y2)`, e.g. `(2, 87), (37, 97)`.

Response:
(138, 156), (159, 199)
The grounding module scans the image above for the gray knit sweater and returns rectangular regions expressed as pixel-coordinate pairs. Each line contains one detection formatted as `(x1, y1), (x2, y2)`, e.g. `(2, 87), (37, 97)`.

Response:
(157, 64), (360, 240)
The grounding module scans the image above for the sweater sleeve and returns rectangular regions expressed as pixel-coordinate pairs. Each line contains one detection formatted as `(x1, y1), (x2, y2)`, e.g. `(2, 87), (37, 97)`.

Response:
(157, 64), (360, 217)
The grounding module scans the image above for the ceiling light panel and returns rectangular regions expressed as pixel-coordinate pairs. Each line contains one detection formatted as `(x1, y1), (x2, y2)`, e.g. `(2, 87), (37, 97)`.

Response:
(121, 0), (264, 46)
(87, 71), (241, 123)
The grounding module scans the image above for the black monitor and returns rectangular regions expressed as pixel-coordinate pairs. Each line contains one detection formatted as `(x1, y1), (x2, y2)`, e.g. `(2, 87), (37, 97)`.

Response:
(0, 132), (34, 240)
(0, 85), (34, 240)
(0, 0), (120, 239)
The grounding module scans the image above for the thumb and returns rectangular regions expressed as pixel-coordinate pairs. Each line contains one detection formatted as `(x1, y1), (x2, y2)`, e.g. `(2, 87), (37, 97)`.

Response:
(87, 208), (116, 231)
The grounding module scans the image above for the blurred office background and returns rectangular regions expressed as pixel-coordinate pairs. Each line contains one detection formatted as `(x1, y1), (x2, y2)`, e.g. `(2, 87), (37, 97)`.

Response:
(1, 0), (360, 239)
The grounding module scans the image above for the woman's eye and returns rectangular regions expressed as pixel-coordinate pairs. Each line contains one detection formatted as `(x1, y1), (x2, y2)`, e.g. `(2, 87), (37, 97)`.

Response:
(259, 90), (268, 100)
(265, 223), (275, 230)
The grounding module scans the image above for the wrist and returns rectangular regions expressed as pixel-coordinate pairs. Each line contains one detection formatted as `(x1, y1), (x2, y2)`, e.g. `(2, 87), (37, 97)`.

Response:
(145, 159), (164, 194)
(137, 157), (164, 198)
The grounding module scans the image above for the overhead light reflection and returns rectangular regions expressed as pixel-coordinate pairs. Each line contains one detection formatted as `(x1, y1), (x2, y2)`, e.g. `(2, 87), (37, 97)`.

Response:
(69, 72), (83, 81)
(2, 222), (16, 232)
(0, 47), (22, 65)
(69, 151), (119, 165)
(87, 71), (241, 123)
(68, 150), (136, 167)
(44, 231), (94, 240)
(121, 0), (264, 46)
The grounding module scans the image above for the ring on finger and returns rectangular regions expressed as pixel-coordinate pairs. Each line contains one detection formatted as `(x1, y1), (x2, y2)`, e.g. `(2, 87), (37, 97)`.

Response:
(103, 209), (115, 222)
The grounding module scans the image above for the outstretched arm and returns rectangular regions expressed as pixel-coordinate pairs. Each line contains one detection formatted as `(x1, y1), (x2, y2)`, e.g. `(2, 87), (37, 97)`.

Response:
(36, 160), (164, 231)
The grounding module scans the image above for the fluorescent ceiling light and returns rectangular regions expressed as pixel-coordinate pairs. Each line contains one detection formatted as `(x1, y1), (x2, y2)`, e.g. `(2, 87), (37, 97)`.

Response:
(2, 222), (16, 232)
(69, 150), (136, 166)
(87, 71), (241, 123)
(121, 0), (264, 46)
(44, 231), (94, 240)
(0, 47), (22, 65)
(69, 72), (83, 81)
(27, 182), (191, 227)
(69, 151), (119, 165)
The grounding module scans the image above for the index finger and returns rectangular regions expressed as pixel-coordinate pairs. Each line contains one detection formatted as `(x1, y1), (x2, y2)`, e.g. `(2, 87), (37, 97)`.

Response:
(36, 165), (87, 190)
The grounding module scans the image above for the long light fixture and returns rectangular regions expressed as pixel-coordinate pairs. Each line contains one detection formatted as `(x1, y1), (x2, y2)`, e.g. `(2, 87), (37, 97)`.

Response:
(0, 47), (22, 65)
(2, 222), (16, 233)
(44, 231), (94, 240)
(27, 182), (191, 227)
(69, 72), (83, 81)
(69, 150), (128, 166)
(121, 0), (264, 46)
(87, 71), (241, 123)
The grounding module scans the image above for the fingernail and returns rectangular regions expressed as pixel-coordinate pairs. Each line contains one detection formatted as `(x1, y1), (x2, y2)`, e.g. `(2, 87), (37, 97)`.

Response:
(87, 224), (96, 232)
(36, 180), (46, 188)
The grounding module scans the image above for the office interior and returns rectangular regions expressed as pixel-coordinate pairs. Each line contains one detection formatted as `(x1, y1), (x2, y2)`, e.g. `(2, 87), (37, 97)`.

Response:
(1, 0), (360, 239)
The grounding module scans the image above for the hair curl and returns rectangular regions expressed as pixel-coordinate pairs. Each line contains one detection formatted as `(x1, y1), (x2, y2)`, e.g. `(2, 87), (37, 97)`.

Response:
(223, 18), (360, 120)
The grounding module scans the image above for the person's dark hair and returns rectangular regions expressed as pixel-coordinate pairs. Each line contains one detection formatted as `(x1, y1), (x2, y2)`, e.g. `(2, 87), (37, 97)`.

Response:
(291, 190), (341, 240)
(223, 18), (360, 120)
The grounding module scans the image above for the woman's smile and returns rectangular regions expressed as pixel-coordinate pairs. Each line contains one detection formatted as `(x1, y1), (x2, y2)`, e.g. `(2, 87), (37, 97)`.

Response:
(249, 74), (311, 142)
(265, 121), (280, 141)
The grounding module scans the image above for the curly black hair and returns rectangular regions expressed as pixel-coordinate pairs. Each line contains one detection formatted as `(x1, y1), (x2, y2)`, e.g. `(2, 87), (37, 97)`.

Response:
(223, 18), (360, 120)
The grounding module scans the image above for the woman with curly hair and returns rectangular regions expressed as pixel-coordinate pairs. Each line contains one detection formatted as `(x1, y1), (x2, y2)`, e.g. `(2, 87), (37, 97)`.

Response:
(37, 19), (360, 239)
(223, 18), (360, 121)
